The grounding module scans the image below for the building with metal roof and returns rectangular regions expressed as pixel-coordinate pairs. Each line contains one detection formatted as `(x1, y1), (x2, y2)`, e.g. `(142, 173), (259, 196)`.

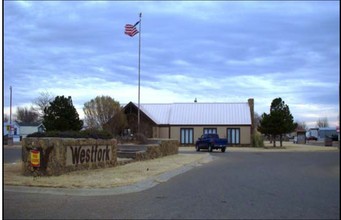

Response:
(123, 98), (254, 146)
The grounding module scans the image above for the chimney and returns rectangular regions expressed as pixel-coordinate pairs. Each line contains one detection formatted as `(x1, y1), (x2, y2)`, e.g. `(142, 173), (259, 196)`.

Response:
(248, 98), (255, 137)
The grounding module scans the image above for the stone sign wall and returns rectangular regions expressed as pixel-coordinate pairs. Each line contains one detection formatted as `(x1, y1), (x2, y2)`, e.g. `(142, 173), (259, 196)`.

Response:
(22, 138), (117, 176)
(135, 139), (179, 161)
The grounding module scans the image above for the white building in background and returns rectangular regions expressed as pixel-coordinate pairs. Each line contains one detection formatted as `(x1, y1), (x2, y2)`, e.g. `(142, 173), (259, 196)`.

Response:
(17, 122), (45, 139)
(3, 121), (45, 144)
(307, 127), (338, 141)
(318, 127), (338, 140)
(307, 128), (319, 138)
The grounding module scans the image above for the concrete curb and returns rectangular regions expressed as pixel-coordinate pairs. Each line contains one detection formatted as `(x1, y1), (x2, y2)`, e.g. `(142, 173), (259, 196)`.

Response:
(4, 154), (215, 196)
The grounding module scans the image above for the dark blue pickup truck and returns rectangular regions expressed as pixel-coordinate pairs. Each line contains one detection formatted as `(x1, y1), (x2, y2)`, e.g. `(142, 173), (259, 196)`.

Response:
(195, 133), (227, 152)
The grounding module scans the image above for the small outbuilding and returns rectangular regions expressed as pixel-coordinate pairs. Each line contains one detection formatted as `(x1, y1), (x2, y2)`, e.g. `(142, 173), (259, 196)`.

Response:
(295, 130), (306, 144)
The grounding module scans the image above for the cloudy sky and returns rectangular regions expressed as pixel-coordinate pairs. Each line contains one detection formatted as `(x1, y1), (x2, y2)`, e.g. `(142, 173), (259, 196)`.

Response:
(3, 1), (340, 128)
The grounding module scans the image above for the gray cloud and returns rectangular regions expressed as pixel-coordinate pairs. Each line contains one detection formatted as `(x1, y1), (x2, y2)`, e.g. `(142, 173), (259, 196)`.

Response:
(3, 1), (339, 128)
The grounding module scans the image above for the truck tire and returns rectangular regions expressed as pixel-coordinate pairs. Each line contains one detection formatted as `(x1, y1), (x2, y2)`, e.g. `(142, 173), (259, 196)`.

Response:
(208, 145), (213, 152)
(221, 147), (226, 153)
(195, 145), (200, 152)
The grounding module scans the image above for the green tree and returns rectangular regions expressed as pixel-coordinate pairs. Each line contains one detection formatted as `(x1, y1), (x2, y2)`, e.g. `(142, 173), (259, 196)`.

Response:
(258, 97), (296, 147)
(43, 96), (83, 131)
(83, 96), (127, 135)
(258, 112), (278, 146)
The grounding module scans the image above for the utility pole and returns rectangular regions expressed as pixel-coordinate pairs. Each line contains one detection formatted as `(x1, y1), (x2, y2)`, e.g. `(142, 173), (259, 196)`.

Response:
(9, 86), (13, 145)
(10, 86), (12, 132)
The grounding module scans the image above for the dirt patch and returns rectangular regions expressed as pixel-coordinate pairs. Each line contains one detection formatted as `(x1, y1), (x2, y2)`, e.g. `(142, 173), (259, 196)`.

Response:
(4, 149), (208, 189)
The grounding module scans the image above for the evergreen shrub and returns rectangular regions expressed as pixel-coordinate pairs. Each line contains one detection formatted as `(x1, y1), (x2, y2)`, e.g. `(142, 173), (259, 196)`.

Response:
(27, 129), (113, 139)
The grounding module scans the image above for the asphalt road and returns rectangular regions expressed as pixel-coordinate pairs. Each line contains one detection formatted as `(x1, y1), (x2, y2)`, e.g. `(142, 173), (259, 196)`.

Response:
(4, 151), (340, 219)
(3, 147), (22, 163)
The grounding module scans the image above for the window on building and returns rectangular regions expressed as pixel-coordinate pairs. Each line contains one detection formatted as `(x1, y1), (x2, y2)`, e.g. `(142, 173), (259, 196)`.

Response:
(227, 128), (240, 145)
(180, 128), (194, 145)
(203, 128), (217, 134)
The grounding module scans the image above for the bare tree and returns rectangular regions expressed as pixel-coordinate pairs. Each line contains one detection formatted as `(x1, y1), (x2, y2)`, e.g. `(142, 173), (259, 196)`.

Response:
(253, 112), (261, 131)
(83, 96), (127, 135)
(316, 117), (329, 128)
(4, 114), (9, 122)
(296, 121), (308, 131)
(32, 91), (54, 119)
(16, 106), (39, 123)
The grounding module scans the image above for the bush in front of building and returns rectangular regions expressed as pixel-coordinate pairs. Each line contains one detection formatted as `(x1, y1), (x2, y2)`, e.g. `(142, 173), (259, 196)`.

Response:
(252, 131), (264, 148)
(133, 133), (148, 144)
(81, 129), (114, 139)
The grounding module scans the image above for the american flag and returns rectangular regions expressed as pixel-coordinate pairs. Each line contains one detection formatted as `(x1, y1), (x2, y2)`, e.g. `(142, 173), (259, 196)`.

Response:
(125, 21), (140, 37)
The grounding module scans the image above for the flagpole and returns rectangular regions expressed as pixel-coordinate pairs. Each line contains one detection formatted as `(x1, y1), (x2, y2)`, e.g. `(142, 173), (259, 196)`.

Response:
(137, 12), (142, 134)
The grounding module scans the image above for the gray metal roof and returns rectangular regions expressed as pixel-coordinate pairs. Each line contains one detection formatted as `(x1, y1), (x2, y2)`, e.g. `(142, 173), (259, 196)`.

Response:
(134, 102), (251, 125)
(139, 104), (172, 124)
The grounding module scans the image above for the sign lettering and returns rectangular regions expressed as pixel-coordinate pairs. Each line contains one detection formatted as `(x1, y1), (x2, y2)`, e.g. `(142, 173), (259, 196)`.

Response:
(67, 145), (111, 165)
